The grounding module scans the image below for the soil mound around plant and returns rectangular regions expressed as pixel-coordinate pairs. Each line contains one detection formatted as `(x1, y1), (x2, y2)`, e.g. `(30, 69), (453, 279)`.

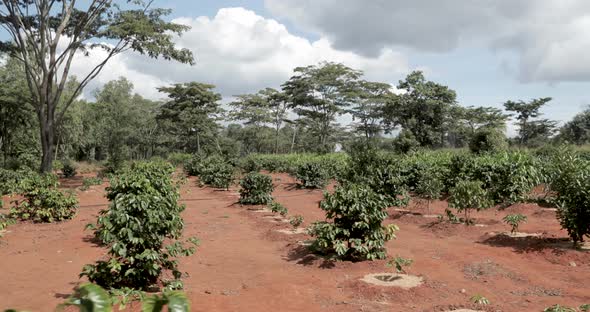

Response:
(360, 273), (423, 289)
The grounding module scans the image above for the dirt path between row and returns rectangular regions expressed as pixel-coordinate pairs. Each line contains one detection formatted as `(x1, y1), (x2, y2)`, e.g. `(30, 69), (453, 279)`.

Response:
(1, 173), (589, 311)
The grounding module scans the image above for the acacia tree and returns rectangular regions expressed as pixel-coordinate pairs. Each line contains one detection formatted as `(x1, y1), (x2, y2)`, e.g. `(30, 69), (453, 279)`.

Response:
(383, 71), (457, 147)
(504, 97), (555, 146)
(560, 109), (590, 145)
(283, 62), (361, 152)
(349, 80), (392, 139)
(0, 0), (194, 172)
(230, 88), (289, 153)
(157, 82), (223, 154)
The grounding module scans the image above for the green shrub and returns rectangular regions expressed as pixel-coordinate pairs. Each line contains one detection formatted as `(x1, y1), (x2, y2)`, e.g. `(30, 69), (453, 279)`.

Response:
(549, 148), (590, 245)
(469, 128), (508, 154)
(269, 201), (288, 216)
(0, 168), (33, 195)
(239, 173), (274, 205)
(309, 184), (399, 261)
(386, 256), (413, 273)
(80, 177), (103, 191)
(198, 155), (235, 189)
(393, 129), (419, 154)
(167, 153), (192, 167)
(295, 161), (329, 189)
(61, 160), (77, 178)
(9, 173), (78, 223)
(415, 169), (444, 212)
(342, 147), (410, 207)
(448, 180), (492, 224)
(82, 161), (197, 290)
(503, 214), (527, 234)
(184, 153), (205, 176)
(289, 215), (304, 228)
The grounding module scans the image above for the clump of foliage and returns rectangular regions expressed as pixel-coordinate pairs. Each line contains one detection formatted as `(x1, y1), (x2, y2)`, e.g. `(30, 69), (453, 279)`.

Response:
(10, 173), (78, 223)
(290, 215), (304, 228)
(469, 128), (507, 154)
(309, 183), (399, 261)
(415, 169), (444, 212)
(55, 283), (191, 312)
(239, 173), (274, 205)
(61, 159), (77, 178)
(184, 153), (206, 176)
(167, 152), (192, 167)
(392, 129), (420, 154)
(0, 213), (15, 237)
(82, 161), (198, 290)
(269, 201), (288, 216)
(470, 294), (490, 305)
(295, 161), (329, 189)
(197, 155), (235, 189)
(503, 214), (527, 234)
(342, 143), (410, 207)
(386, 256), (413, 273)
(543, 304), (590, 312)
(80, 177), (103, 191)
(448, 180), (492, 224)
(0, 168), (34, 196)
(548, 148), (590, 245)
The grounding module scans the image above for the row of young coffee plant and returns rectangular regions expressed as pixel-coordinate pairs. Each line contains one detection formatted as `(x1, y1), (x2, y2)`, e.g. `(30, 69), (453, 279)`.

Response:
(184, 154), (236, 189)
(83, 161), (198, 290)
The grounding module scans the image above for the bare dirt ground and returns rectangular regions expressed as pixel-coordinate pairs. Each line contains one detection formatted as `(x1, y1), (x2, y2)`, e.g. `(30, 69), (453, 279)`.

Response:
(1, 173), (589, 311)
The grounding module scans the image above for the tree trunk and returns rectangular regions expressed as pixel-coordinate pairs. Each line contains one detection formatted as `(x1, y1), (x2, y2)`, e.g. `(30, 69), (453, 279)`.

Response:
(39, 118), (55, 173)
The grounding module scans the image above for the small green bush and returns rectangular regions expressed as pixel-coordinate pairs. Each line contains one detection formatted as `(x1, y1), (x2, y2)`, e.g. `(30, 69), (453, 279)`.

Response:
(184, 153), (206, 176)
(10, 173), (78, 223)
(198, 155), (235, 189)
(469, 128), (508, 154)
(448, 180), (492, 224)
(82, 161), (197, 290)
(239, 173), (274, 205)
(61, 160), (77, 178)
(269, 201), (288, 216)
(289, 215), (304, 228)
(415, 169), (444, 212)
(295, 161), (329, 189)
(503, 214), (527, 234)
(549, 148), (590, 245)
(80, 177), (103, 191)
(309, 184), (399, 261)
(167, 152), (192, 167)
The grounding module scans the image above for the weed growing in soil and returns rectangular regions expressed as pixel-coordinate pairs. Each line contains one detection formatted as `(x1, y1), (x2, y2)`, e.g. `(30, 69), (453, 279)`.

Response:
(239, 172), (274, 205)
(470, 294), (490, 305)
(386, 256), (413, 273)
(503, 214), (527, 234)
(290, 215), (304, 228)
(310, 183), (398, 261)
(269, 201), (288, 216)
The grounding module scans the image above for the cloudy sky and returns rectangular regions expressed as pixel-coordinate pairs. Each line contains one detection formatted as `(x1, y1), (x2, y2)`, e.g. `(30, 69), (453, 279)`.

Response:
(66, 0), (590, 133)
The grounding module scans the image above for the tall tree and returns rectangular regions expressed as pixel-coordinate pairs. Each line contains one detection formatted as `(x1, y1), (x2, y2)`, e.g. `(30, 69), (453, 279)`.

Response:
(560, 108), (590, 145)
(0, 56), (37, 167)
(230, 88), (289, 153)
(0, 0), (194, 172)
(283, 62), (361, 152)
(156, 82), (223, 154)
(384, 71), (457, 147)
(349, 80), (392, 139)
(504, 97), (555, 146)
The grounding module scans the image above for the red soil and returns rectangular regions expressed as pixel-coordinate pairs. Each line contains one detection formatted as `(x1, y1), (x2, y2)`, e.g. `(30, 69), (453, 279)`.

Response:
(1, 173), (589, 311)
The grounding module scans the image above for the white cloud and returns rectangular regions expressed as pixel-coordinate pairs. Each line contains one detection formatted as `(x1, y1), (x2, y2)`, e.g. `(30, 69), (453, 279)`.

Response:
(265, 0), (590, 83)
(69, 7), (411, 100)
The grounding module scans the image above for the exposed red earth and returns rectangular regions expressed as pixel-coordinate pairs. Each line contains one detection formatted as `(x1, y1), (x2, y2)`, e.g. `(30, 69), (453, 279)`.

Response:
(1, 173), (589, 311)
